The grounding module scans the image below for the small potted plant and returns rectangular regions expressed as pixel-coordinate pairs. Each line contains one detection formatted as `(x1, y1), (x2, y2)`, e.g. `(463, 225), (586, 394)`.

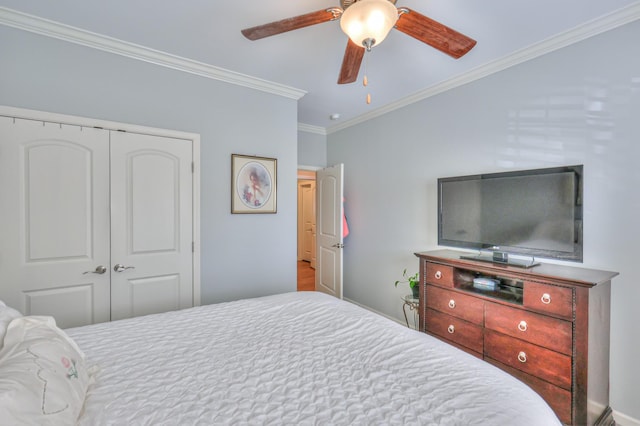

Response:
(395, 268), (420, 299)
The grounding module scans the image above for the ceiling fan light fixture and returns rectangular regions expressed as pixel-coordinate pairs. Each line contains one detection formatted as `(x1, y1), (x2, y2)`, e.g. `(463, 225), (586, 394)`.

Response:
(340, 0), (398, 50)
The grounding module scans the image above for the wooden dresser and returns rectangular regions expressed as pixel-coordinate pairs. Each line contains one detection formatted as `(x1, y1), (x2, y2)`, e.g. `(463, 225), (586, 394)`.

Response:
(415, 250), (618, 426)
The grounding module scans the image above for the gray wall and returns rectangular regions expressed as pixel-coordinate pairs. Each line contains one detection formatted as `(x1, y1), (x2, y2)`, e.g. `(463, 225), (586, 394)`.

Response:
(327, 20), (640, 421)
(297, 129), (327, 167)
(0, 26), (299, 304)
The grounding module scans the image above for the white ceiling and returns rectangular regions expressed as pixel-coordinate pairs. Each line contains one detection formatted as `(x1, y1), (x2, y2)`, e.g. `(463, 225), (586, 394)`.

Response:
(1, 0), (639, 131)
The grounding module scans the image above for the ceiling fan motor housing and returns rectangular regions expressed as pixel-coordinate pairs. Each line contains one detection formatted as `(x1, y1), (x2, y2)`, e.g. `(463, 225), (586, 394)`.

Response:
(340, 0), (397, 9)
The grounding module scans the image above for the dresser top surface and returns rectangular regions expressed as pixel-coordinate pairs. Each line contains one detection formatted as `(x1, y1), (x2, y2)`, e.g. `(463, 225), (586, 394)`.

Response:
(415, 249), (619, 287)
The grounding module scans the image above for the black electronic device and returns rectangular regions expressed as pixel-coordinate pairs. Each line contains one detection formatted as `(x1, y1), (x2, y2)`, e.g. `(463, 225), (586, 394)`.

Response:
(492, 251), (509, 263)
(438, 165), (583, 264)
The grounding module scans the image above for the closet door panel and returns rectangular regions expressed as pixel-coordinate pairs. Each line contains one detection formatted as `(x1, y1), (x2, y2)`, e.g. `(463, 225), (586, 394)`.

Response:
(26, 142), (91, 260)
(130, 153), (178, 252)
(110, 131), (193, 320)
(0, 117), (111, 328)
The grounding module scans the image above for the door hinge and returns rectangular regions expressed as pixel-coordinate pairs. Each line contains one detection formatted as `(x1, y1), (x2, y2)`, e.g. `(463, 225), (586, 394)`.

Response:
(191, 162), (194, 173)
(192, 241), (195, 252)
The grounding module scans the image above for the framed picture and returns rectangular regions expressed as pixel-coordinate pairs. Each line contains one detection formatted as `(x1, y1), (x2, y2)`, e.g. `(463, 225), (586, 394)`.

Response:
(231, 154), (277, 214)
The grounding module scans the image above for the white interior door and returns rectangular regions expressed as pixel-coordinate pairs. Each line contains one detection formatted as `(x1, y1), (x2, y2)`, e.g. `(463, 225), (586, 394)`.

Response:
(301, 182), (315, 262)
(316, 164), (344, 299)
(0, 117), (111, 328)
(109, 131), (194, 320)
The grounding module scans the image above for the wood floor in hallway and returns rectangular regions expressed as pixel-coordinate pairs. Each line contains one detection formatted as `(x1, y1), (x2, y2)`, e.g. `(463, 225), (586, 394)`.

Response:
(297, 260), (315, 291)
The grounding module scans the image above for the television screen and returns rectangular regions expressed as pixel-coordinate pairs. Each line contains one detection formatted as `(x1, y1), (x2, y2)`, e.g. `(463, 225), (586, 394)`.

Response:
(438, 165), (583, 262)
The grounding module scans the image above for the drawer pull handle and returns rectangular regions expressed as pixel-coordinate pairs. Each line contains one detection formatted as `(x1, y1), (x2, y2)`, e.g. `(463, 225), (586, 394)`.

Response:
(447, 324), (455, 334)
(435, 270), (443, 280)
(517, 320), (528, 332)
(518, 351), (527, 363)
(448, 299), (456, 309)
(541, 293), (552, 304)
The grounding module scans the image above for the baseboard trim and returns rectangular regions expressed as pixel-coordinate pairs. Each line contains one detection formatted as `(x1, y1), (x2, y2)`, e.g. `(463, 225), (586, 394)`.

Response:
(343, 297), (411, 328)
(614, 409), (640, 426)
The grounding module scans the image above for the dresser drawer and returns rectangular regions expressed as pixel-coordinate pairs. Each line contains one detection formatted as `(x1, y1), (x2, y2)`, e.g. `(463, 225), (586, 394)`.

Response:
(425, 308), (483, 353)
(484, 329), (571, 390)
(488, 358), (572, 425)
(485, 302), (572, 355)
(426, 285), (484, 324)
(524, 281), (573, 320)
(425, 262), (454, 288)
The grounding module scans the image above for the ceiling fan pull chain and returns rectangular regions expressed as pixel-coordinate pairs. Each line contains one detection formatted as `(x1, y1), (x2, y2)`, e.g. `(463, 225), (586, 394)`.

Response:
(363, 51), (368, 87)
(364, 52), (371, 104)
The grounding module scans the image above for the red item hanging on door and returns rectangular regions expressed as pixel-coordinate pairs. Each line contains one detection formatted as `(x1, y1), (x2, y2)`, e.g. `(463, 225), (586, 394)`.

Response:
(342, 197), (350, 238)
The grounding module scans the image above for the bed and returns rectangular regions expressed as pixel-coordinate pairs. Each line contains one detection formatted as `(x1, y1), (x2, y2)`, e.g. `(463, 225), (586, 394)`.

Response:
(1, 291), (561, 425)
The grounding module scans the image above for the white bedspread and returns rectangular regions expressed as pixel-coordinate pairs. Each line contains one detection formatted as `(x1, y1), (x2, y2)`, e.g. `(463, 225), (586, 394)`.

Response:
(67, 292), (560, 425)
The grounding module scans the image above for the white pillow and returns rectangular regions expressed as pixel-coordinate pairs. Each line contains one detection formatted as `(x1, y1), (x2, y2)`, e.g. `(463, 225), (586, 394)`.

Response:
(0, 300), (23, 350)
(0, 316), (92, 425)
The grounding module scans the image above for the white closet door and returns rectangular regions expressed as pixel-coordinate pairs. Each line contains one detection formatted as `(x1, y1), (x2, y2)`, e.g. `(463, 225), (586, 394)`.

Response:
(109, 131), (193, 320)
(0, 117), (111, 328)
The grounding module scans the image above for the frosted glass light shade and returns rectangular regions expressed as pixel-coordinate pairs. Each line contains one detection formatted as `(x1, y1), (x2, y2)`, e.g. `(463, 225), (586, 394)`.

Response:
(340, 0), (398, 48)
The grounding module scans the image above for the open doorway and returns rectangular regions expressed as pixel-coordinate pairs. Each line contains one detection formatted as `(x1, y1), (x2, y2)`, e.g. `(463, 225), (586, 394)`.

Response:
(297, 169), (316, 291)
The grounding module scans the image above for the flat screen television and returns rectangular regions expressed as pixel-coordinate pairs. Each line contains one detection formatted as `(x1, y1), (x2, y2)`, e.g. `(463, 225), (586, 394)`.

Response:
(437, 165), (583, 266)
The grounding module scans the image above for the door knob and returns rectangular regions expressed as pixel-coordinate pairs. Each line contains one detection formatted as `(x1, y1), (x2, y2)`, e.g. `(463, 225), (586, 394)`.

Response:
(114, 264), (135, 272)
(83, 265), (107, 275)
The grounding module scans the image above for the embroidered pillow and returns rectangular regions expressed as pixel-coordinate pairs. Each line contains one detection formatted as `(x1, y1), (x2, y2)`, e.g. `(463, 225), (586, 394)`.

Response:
(0, 300), (23, 350)
(0, 316), (92, 425)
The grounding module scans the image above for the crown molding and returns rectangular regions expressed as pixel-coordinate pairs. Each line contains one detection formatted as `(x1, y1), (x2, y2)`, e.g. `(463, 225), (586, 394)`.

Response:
(2, 4), (638, 132)
(0, 7), (306, 101)
(326, 2), (640, 134)
(298, 123), (327, 135)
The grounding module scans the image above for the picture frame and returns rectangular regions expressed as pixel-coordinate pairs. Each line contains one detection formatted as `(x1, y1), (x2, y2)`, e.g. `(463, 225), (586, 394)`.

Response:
(231, 154), (277, 214)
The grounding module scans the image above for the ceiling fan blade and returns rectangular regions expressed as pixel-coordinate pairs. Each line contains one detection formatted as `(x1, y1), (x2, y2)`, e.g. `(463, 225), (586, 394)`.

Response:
(242, 8), (341, 41)
(338, 39), (365, 84)
(395, 8), (477, 59)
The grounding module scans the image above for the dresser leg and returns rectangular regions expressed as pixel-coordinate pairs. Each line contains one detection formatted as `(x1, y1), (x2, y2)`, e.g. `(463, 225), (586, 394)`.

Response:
(593, 406), (615, 426)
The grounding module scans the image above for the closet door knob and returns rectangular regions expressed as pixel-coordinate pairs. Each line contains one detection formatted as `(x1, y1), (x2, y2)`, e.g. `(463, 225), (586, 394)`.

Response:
(114, 264), (136, 272)
(83, 265), (107, 275)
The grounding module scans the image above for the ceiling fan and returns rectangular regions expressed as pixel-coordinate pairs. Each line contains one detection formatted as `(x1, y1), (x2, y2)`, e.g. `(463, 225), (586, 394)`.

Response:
(241, 0), (477, 85)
